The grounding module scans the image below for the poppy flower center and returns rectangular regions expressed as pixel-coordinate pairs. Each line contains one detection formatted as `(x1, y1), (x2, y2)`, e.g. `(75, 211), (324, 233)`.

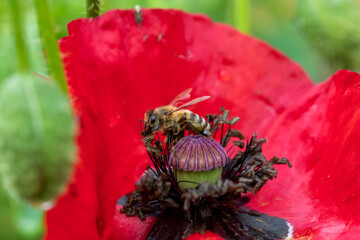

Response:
(120, 104), (293, 239)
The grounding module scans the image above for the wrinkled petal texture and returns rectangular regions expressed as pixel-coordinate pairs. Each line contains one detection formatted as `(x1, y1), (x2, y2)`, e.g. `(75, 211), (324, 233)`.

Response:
(44, 9), (360, 240)
(249, 70), (360, 240)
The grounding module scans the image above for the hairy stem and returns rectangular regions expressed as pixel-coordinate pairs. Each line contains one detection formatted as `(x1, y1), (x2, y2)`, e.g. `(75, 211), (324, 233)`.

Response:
(8, 0), (44, 138)
(8, 0), (30, 73)
(86, 0), (101, 18)
(33, 0), (68, 93)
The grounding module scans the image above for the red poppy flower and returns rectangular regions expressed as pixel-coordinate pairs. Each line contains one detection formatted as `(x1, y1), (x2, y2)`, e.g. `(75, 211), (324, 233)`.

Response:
(45, 9), (360, 240)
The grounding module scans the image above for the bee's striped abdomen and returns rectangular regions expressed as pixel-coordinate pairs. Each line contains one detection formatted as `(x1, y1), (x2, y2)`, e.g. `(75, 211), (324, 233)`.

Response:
(189, 112), (196, 121)
(190, 112), (211, 131)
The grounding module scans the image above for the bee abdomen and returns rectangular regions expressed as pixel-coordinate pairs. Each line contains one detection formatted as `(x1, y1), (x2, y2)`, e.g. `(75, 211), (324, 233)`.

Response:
(189, 112), (196, 121)
(190, 112), (210, 131)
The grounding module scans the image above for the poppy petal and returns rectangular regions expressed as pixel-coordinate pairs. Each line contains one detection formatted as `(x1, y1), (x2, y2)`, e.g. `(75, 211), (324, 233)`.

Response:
(46, 9), (313, 239)
(110, 205), (157, 240)
(249, 70), (360, 239)
(186, 231), (223, 240)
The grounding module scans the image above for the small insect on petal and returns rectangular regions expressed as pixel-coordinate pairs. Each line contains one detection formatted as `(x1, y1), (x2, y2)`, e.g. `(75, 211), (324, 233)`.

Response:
(134, 5), (143, 25)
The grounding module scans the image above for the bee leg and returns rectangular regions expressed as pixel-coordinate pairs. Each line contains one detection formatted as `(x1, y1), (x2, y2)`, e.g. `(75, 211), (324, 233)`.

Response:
(153, 124), (161, 131)
(173, 129), (184, 145)
(178, 130), (184, 139)
(165, 131), (172, 148)
(173, 123), (182, 135)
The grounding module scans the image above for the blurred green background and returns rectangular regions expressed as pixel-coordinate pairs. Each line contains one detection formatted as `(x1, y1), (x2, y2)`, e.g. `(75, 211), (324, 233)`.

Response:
(0, 0), (359, 239)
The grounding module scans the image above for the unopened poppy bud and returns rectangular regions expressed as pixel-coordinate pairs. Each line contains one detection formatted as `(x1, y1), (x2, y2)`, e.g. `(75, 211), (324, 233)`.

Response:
(168, 135), (228, 190)
(0, 74), (75, 208)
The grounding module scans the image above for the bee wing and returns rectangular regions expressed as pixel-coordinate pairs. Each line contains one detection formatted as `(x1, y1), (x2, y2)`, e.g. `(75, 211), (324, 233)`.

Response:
(169, 88), (192, 107)
(171, 96), (210, 112)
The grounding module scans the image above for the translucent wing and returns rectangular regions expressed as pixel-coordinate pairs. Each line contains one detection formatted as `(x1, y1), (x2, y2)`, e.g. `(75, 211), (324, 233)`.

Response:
(170, 96), (210, 113)
(169, 88), (192, 106)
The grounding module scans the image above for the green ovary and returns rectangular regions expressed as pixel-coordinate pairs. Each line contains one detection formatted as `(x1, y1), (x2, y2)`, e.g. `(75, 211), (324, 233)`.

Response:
(176, 167), (222, 191)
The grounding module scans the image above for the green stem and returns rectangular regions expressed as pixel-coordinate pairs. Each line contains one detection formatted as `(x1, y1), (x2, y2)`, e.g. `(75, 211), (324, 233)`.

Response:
(87, 0), (101, 18)
(8, 0), (30, 73)
(8, 0), (44, 138)
(33, 0), (68, 93)
(234, 0), (250, 34)
(12, 201), (44, 238)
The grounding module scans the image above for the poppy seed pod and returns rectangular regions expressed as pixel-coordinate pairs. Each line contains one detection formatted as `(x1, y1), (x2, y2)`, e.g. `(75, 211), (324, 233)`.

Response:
(168, 135), (228, 190)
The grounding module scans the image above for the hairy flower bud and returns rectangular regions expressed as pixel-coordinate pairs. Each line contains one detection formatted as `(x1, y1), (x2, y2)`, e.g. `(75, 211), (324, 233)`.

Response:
(0, 74), (75, 208)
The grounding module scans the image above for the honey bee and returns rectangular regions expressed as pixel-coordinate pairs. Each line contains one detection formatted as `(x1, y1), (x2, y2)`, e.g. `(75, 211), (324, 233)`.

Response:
(144, 89), (211, 139)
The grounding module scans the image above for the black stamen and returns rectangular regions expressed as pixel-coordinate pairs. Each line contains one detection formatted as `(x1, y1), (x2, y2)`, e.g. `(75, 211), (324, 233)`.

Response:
(220, 123), (224, 143)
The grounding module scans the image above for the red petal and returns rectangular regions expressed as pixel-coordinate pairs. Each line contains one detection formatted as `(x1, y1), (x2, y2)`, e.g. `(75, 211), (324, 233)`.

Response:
(109, 205), (157, 240)
(249, 70), (360, 239)
(186, 231), (223, 240)
(45, 9), (313, 239)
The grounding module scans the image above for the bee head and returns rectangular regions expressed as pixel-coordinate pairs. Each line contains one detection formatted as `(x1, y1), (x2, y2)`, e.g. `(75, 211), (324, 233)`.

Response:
(145, 110), (160, 133)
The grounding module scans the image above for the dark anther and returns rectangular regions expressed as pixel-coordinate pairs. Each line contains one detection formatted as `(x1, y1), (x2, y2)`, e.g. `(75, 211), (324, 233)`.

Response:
(221, 109), (230, 122)
(230, 116), (240, 125)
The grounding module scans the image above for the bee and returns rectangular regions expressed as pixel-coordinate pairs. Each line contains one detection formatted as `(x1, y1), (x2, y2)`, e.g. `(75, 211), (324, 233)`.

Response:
(144, 89), (211, 140)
